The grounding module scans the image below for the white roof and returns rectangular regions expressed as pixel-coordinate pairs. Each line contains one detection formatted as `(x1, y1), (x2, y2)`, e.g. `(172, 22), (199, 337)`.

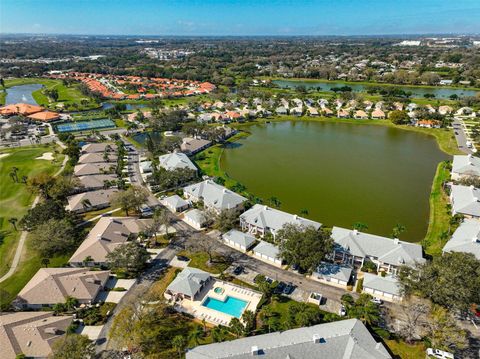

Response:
(362, 273), (401, 296)
(164, 194), (189, 209)
(443, 219), (480, 259)
(184, 208), (207, 224)
(451, 185), (480, 217)
(253, 240), (280, 259)
(452, 155), (480, 177)
(166, 267), (211, 298)
(315, 262), (353, 282)
(159, 152), (197, 172)
(184, 180), (247, 211)
(223, 229), (256, 248)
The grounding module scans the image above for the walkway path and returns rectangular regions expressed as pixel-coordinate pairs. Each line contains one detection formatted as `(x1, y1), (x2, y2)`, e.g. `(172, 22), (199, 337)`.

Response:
(0, 150), (68, 283)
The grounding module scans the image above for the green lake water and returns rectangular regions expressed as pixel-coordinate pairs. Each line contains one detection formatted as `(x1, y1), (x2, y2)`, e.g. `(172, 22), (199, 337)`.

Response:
(221, 121), (449, 242)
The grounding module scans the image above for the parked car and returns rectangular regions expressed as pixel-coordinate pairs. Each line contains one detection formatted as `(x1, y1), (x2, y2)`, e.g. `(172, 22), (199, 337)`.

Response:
(233, 266), (244, 275)
(371, 297), (383, 305)
(140, 205), (153, 217)
(274, 281), (286, 294)
(426, 348), (454, 359)
(177, 255), (190, 262)
(283, 282), (295, 295)
(339, 305), (347, 317)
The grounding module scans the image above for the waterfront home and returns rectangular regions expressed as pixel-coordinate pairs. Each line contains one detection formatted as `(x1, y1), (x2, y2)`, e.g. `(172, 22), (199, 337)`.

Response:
(74, 162), (115, 176)
(443, 219), (480, 260)
(159, 152), (197, 172)
(290, 106), (303, 116)
(66, 188), (118, 213)
(416, 119), (441, 128)
(307, 106), (319, 116)
(280, 98), (290, 108)
(183, 209), (207, 230)
(323, 107), (334, 116)
(456, 107), (474, 116)
(312, 262), (353, 288)
(222, 229), (256, 252)
(69, 217), (150, 266)
(331, 227), (425, 274)
(15, 268), (110, 309)
(438, 105), (453, 115)
(362, 273), (402, 302)
(181, 137), (212, 155)
(450, 185), (480, 218)
(371, 109), (386, 119)
(1, 312), (72, 359)
(163, 194), (189, 212)
(76, 174), (118, 192)
(186, 318), (392, 359)
(451, 154), (480, 180)
(252, 240), (282, 267)
(275, 106), (288, 115)
(337, 109), (349, 118)
(354, 110), (368, 119)
(78, 152), (118, 164)
(81, 142), (117, 154)
(393, 102), (404, 111)
(240, 204), (321, 238)
(183, 180), (247, 213)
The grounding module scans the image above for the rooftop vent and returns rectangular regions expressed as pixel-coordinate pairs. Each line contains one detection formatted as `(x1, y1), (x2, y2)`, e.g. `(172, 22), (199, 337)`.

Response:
(251, 345), (262, 356)
(352, 229), (359, 235)
(312, 334), (326, 343)
(393, 238), (400, 245)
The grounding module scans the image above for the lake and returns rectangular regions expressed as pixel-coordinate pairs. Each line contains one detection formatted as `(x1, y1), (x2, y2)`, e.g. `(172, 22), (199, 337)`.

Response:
(273, 79), (478, 99)
(221, 121), (449, 241)
(5, 84), (43, 105)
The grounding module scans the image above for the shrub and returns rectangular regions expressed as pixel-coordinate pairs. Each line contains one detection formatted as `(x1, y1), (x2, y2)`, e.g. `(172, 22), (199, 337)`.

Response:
(356, 278), (364, 293)
(112, 287), (127, 292)
(361, 260), (377, 274)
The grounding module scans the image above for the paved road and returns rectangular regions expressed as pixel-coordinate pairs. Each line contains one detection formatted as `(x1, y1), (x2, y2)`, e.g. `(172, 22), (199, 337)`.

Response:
(452, 118), (475, 155)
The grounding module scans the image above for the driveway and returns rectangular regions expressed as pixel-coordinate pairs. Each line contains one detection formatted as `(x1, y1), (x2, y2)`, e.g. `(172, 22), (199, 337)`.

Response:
(452, 118), (475, 154)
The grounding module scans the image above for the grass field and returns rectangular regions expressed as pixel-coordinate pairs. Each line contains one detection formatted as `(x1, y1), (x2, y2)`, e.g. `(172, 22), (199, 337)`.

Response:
(0, 145), (65, 308)
(384, 339), (426, 359)
(1, 78), (98, 110)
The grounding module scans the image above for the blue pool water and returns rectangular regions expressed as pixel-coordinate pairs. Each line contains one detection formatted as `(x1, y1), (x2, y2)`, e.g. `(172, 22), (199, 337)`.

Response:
(202, 296), (247, 318)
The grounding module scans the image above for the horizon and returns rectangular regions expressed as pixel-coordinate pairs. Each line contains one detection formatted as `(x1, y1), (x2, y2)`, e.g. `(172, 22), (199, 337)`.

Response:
(1, 0), (480, 36)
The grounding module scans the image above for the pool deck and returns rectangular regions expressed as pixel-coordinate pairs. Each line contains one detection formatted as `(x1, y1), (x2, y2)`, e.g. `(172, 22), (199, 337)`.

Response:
(172, 279), (262, 326)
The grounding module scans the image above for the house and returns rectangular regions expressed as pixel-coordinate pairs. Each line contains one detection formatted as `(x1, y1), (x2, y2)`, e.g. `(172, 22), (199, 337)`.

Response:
(450, 185), (480, 218)
(76, 174), (118, 192)
(183, 180), (247, 213)
(181, 137), (212, 155)
(362, 273), (402, 302)
(438, 105), (453, 115)
(66, 188), (118, 213)
(139, 160), (153, 174)
(159, 152), (197, 172)
(74, 162), (115, 176)
(451, 154), (480, 180)
(183, 208), (207, 230)
(312, 262), (353, 288)
(165, 267), (212, 301)
(443, 219), (480, 260)
(222, 229), (256, 252)
(371, 109), (386, 119)
(253, 240), (282, 267)
(27, 110), (60, 122)
(439, 79), (453, 86)
(15, 268), (110, 309)
(290, 107), (303, 116)
(322, 107), (334, 116)
(163, 194), (189, 212)
(78, 152), (118, 164)
(240, 204), (321, 238)
(307, 107), (319, 116)
(0, 103), (44, 116)
(69, 217), (150, 266)
(337, 109), (349, 118)
(416, 119), (441, 128)
(275, 106), (288, 115)
(354, 110), (368, 119)
(186, 318), (391, 359)
(81, 143), (117, 154)
(331, 227), (425, 274)
(1, 312), (73, 359)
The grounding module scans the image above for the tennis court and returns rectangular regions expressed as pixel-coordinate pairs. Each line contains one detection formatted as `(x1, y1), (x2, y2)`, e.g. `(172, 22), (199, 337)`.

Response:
(56, 119), (116, 133)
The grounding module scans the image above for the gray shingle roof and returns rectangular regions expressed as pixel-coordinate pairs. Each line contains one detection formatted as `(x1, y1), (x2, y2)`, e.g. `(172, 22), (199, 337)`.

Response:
(451, 185), (480, 217)
(362, 273), (401, 297)
(164, 194), (189, 210)
(452, 155), (480, 177)
(184, 209), (207, 224)
(315, 262), (353, 282)
(443, 219), (480, 260)
(186, 319), (391, 359)
(166, 267), (211, 298)
(159, 152), (197, 172)
(332, 227), (425, 267)
(240, 204), (321, 233)
(76, 174), (118, 191)
(253, 240), (280, 259)
(222, 229), (256, 249)
(184, 180), (247, 211)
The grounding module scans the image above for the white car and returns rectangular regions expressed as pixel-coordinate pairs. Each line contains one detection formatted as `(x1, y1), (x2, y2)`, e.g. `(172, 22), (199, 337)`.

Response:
(426, 348), (454, 359)
(371, 297), (383, 305)
(339, 305), (347, 317)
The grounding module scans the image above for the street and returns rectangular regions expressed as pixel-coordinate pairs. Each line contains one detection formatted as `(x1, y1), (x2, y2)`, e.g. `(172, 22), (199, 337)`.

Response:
(452, 118), (475, 155)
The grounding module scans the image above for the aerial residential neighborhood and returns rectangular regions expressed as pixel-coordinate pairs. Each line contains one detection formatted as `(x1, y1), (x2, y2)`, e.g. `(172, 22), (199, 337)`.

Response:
(0, 2), (480, 359)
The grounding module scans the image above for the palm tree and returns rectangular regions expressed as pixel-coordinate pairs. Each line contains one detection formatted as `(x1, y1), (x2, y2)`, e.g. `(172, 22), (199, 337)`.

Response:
(8, 217), (18, 231)
(353, 222), (368, 232)
(64, 296), (79, 311)
(172, 335), (187, 358)
(300, 208), (309, 217)
(241, 310), (256, 335)
(201, 318), (207, 333)
(80, 198), (92, 212)
(391, 223), (406, 239)
(41, 258), (50, 268)
(9, 171), (18, 183)
(189, 325), (203, 346)
(211, 326), (226, 343)
(268, 196), (281, 208)
(21, 175), (28, 184)
(260, 306), (274, 333)
(228, 318), (245, 338)
(11, 166), (19, 182)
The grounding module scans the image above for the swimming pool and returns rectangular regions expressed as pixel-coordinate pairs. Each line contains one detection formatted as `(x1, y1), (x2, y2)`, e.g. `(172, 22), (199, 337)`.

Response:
(202, 296), (248, 318)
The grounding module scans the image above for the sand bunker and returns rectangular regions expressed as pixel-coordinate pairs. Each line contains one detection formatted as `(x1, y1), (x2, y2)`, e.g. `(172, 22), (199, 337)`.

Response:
(36, 152), (54, 160)
(0, 153), (10, 160)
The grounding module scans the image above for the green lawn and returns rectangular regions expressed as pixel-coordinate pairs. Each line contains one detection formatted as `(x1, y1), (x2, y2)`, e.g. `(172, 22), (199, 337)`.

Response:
(0, 145), (66, 308)
(178, 250), (232, 275)
(2, 78), (98, 111)
(384, 339), (426, 359)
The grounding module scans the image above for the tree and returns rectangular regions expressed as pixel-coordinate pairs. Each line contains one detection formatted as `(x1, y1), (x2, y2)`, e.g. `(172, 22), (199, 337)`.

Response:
(211, 326), (227, 342)
(268, 196), (281, 208)
(31, 218), (78, 257)
(65, 296), (79, 311)
(213, 209), (238, 232)
(111, 186), (149, 216)
(172, 335), (187, 358)
(41, 258), (50, 268)
(189, 325), (204, 346)
(149, 207), (172, 240)
(391, 223), (406, 238)
(241, 310), (256, 335)
(106, 242), (150, 276)
(398, 252), (480, 315)
(389, 110), (410, 125)
(28, 172), (56, 200)
(8, 217), (18, 231)
(9, 167), (19, 183)
(49, 334), (94, 359)
(20, 200), (70, 230)
(396, 297), (430, 344)
(353, 222), (368, 231)
(347, 294), (381, 326)
(426, 306), (468, 352)
(277, 224), (333, 273)
(191, 234), (220, 264)
(228, 317), (245, 338)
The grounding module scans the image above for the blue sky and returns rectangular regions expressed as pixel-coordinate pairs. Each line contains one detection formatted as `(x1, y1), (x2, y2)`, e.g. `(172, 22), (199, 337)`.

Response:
(2, 0), (480, 36)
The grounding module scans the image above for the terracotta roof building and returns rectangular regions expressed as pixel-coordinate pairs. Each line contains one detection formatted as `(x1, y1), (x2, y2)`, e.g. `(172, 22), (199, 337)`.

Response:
(27, 111), (60, 122)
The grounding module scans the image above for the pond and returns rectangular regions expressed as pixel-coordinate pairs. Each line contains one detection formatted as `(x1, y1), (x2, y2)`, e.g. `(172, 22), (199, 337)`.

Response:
(272, 79), (478, 99)
(5, 84), (43, 105)
(221, 121), (449, 241)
